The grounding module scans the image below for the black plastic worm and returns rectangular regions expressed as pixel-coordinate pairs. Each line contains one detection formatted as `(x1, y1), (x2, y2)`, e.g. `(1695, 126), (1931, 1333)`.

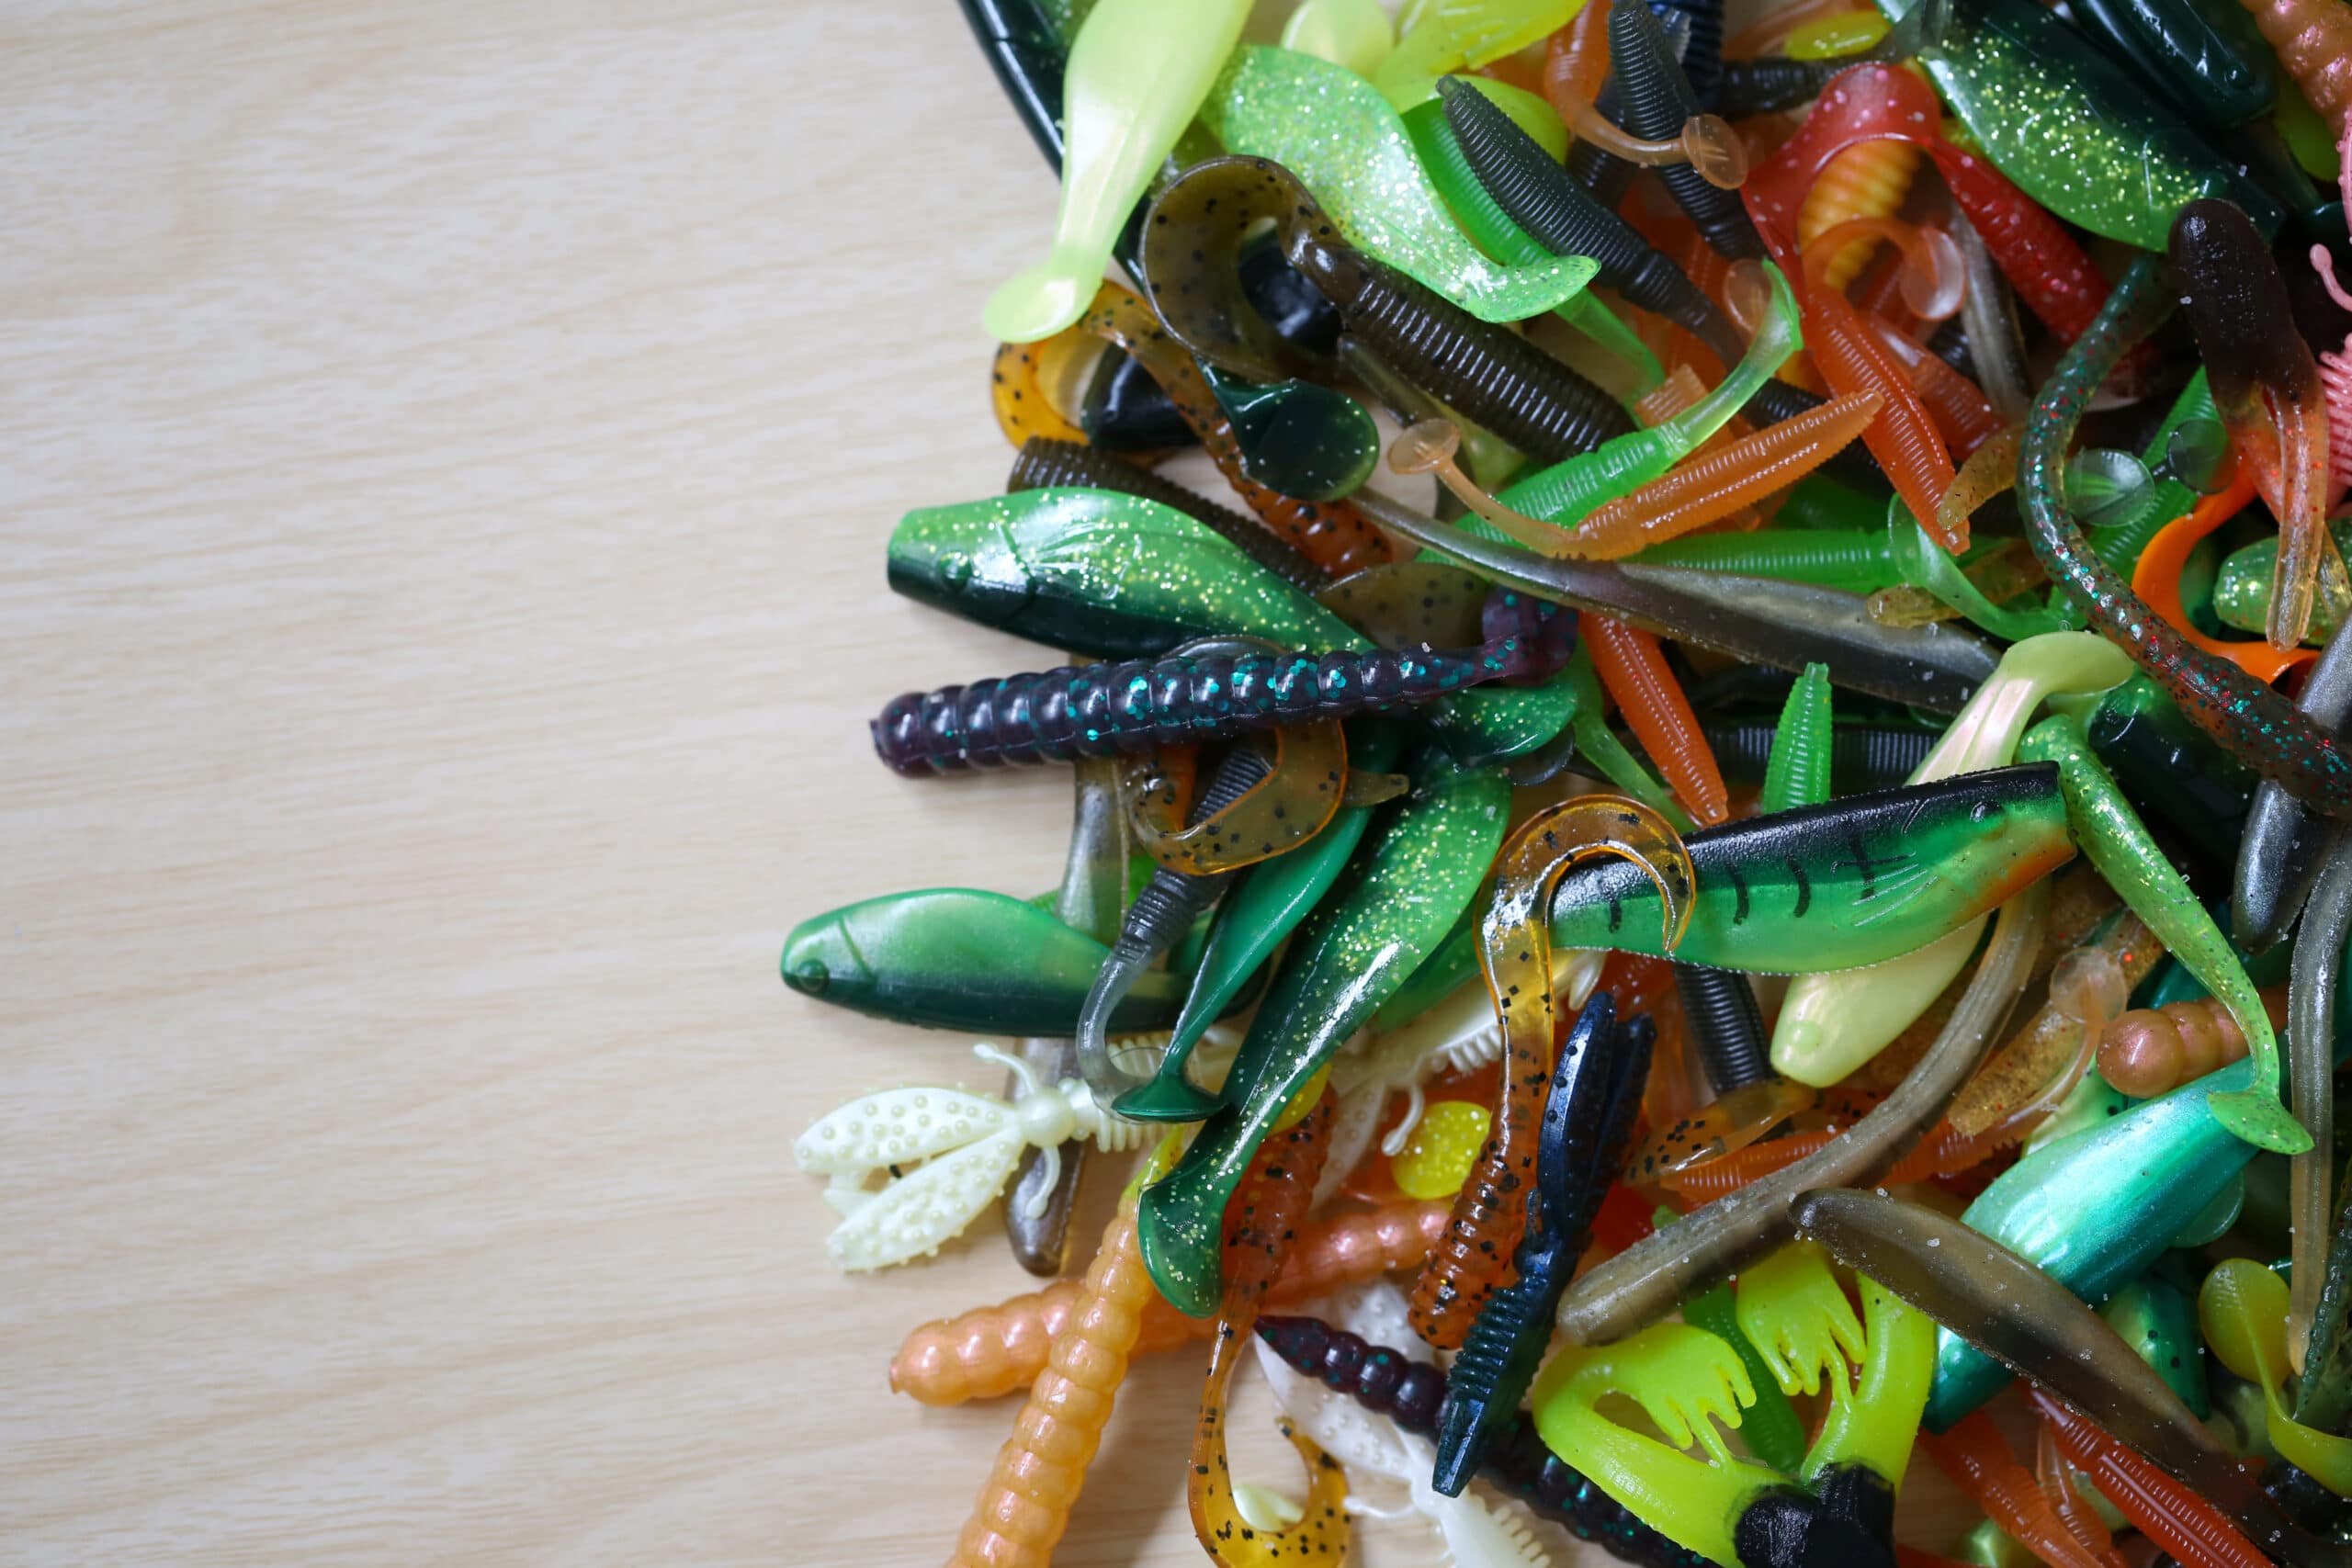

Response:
(1712, 55), (1855, 118)
(1609, 0), (1763, 258)
(1255, 1316), (1711, 1568)
(1007, 436), (1324, 592)
(871, 613), (1577, 776)
(1437, 76), (1744, 367)
(1672, 964), (1770, 1092)
(1643, 0), (1725, 108)
(1142, 157), (1637, 467)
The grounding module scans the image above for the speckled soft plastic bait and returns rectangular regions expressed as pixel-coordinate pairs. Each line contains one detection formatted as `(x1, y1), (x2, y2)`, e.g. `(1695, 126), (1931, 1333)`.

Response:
(1007, 437), (1324, 593)
(2018, 253), (2352, 818)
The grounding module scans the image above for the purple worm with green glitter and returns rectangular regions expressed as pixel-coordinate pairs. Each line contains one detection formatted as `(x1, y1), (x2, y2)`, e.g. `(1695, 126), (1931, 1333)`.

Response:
(2017, 250), (2352, 818)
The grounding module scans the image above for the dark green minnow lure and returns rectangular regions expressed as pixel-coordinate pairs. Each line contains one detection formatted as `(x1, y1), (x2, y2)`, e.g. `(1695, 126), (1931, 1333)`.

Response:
(780, 886), (1224, 1036)
(1138, 750), (1511, 1316)
(886, 487), (1571, 763)
(1389, 765), (2075, 1015)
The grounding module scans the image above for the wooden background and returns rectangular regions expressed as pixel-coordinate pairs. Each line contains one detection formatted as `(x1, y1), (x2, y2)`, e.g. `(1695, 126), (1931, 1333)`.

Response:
(0, 1), (1983, 1562)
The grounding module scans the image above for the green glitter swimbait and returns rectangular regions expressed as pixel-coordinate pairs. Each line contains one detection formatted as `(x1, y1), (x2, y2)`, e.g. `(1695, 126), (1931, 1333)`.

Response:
(885, 487), (1571, 762)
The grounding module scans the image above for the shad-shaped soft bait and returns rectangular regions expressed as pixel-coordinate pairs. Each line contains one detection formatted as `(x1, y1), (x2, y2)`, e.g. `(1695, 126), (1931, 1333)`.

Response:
(793, 1043), (1151, 1271)
(1771, 633), (2129, 1087)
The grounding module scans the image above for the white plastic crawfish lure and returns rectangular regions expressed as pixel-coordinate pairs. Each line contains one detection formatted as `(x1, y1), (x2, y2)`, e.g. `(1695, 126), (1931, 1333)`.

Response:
(794, 1043), (1150, 1271)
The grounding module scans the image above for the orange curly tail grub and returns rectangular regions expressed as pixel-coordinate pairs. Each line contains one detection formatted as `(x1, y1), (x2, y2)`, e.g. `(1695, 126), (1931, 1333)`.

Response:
(890, 1198), (1453, 1405)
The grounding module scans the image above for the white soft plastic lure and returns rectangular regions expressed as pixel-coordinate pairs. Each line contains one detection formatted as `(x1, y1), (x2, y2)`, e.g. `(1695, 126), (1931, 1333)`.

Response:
(1254, 1283), (1551, 1568)
(794, 1043), (1149, 1271)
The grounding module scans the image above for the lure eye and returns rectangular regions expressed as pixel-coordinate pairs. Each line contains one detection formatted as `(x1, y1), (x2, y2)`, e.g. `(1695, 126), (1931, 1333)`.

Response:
(785, 960), (830, 995)
(1970, 799), (2000, 823)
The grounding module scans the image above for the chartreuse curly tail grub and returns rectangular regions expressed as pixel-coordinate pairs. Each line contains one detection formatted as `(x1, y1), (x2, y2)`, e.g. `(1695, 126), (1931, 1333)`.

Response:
(2018, 712), (2308, 1156)
(1528, 1321), (1779, 1568)
(1770, 633), (2130, 1088)
(2198, 1259), (2352, 1495)
(1197, 46), (1594, 324)
(1138, 751), (1510, 1317)
(983, 0), (1250, 343)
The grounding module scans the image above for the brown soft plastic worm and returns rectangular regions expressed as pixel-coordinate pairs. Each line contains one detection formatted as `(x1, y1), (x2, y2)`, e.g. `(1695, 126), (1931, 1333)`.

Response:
(891, 1197), (1453, 1405)
(944, 1178), (1163, 1568)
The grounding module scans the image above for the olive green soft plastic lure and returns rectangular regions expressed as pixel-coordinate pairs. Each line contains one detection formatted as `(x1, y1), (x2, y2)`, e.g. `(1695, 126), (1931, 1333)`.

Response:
(1198, 46), (1596, 324)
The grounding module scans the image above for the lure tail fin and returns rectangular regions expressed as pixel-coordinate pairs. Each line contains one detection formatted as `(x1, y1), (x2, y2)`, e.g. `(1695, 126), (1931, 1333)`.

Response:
(2206, 1087), (2316, 1156)
(984, 250), (1106, 344)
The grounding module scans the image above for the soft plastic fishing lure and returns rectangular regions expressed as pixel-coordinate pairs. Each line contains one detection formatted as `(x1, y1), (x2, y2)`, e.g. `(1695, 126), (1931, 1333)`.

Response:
(888, 1196), (1453, 1407)
(780, 886), (1204, 1036)
(1371, 0), (1578, 110)
(2030, 1393), (2277, 1568)
(2098, 996), (2263, 1098)
(793, 1043), (1152, 1271)
(1188, 1101), (1349, 1568)
(2018, 253), (2352, 818)
(1140, 755), (1513, 1317)
(2233, 0), (2352, 139)
(2290, 844), (2352, 1387)
(1413, 798), (1698, 1347)
(1431, 998), (1652, 1493)
(1199, 45), (1594, 325)
(1948, 912), (2147, 1136)
(1255, 1313), (1712, 1567)
(1582, 618), (1730, 827)
(1551, 887), (2042, 1351)
(868, 620), (1572, 774)
(1770, 633), (2130, 1088)
(2128, 473), (2321, 684)
(983, 0), (1250, 343)
(2171, 198), (2346, 653)
(2199, 1259), (2352, 1496)
(1610, 0), (1763, 256)
(1919, 1413), (2113, 1568)
(944, 1145), (1175, 1568)
(1007, 437), (1325, 592)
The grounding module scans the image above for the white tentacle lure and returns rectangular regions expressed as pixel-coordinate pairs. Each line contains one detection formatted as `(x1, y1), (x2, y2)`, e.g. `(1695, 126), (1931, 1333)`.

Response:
(793, 1043), (1150, 1271)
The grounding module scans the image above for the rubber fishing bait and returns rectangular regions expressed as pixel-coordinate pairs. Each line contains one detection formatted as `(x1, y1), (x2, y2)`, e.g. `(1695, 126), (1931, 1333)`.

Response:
(1610, 0), (1764, 256)
(1006, 436), (1325, 592)
(793, 1043), (1151, 1271)
(1411, 798), (1696, 1348)
(1431, 998), (1654, 1492)
(868, 615), (1572, 774)
(2018, 253), (2352, 818)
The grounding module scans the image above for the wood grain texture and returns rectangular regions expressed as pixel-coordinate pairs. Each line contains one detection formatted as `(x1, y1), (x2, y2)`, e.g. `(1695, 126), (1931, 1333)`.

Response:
(0, 2), (1982, 1563)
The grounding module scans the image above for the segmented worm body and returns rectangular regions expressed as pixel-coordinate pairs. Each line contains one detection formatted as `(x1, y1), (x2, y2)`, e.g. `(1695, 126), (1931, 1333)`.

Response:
(2318, 343), (2352, 499)
(945, 1181), (1160, 1568)
(1611, 0), (1763, 257)
(1919, 1413), (2113, 1568)
(1009, 436), (1323, 592)
(1799, 136), (1921, 294)
(1674, 965), (1770, 1091)
(2096, 995), (2276, 1099)
(1661, 1116), (2016, 1201)
(1080, 283), (1391, 578)
(1439, 77), (1743, 365)
(888, 1198), (1453, 1406)
(1698, 719), (1934, 794)
(1713, 54), (1857, 116)
(1584, 617), (1729, 825)
(2233, 0), (2352, 138)
(1255, 1317), (1712, 1568)
(872, 611), (1571, 775)
(2035, 1418), (2129, 1568)
(2021, 253), (2352, 817)
(2030, 1393), (2273, 1568)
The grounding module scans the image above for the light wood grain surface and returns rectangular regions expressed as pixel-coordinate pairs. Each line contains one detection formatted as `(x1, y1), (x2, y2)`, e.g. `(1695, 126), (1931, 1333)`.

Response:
(0, 3), (1987, 1563)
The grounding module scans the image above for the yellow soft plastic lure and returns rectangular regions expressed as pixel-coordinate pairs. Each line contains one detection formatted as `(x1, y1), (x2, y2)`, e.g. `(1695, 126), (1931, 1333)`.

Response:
(2198, 1258), (2352, 1496)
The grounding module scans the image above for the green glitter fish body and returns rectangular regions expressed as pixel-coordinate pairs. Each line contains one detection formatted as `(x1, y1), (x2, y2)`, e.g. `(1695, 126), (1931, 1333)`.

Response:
(886, 487), (1571, 761)
(1137, 750), (1511, 1315)
(1199, 44), (1594, 323)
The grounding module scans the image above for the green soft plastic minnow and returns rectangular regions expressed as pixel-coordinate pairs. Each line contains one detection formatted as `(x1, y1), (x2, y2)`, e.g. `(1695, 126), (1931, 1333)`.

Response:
(885, 488), (1571, 762)
(1370, 764), (2073, 1010)
(2099, 1258), (2211, 1420)
(1197, 46), (1593, 324)
(780, 886), (1207, 1035)
(1137, 751), (1510, 1316)
(2019, 711), (2309, 1155)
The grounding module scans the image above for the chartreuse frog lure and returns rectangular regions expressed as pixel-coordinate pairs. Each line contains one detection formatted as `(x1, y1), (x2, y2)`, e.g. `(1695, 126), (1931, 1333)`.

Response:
(793, 1042), (1151, 1271)
(1771, 633), (2129, 1088)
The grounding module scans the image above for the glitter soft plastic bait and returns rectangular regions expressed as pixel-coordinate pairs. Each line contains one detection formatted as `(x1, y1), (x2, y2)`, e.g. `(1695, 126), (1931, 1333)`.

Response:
(789, 6), (2352, 1561)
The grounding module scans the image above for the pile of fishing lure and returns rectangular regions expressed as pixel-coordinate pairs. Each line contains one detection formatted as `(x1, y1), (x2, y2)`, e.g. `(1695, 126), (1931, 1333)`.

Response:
(785, 0), (2352, 1562)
